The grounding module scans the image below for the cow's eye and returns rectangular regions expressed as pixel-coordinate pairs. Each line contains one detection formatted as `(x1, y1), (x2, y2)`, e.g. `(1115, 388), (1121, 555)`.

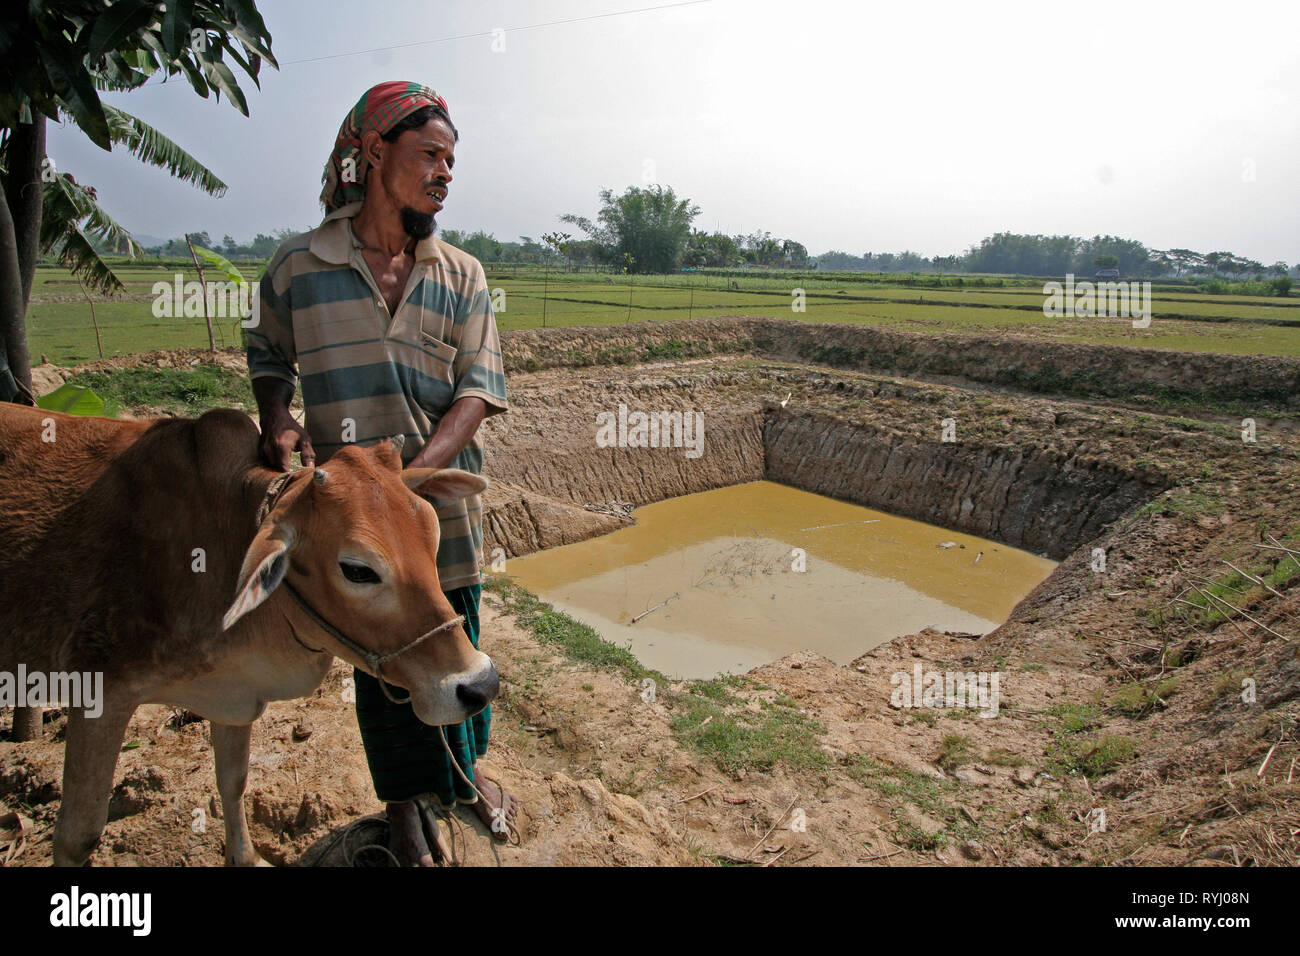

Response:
(339, 561), (381, 584)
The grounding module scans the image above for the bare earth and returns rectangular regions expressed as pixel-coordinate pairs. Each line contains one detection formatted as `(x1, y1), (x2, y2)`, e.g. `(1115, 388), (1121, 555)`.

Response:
(3, 323), (1298, 867)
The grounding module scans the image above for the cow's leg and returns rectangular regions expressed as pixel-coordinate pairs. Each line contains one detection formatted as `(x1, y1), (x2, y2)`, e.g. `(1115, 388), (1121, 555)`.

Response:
(210, 720), (269, 866)
(53, 697), (135, 866)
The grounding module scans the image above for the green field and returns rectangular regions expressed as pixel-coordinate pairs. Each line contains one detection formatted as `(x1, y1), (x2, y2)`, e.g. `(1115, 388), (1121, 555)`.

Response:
(25, 262), (1300, 366)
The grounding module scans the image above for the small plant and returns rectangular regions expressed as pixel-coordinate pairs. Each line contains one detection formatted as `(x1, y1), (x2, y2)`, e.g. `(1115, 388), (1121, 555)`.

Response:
(937, 733), (972, 771)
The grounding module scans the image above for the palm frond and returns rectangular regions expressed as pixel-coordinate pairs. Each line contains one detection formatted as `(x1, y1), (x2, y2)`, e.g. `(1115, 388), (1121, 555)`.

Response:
(40, 172), (142, 295)
(102, 103), (227, 196)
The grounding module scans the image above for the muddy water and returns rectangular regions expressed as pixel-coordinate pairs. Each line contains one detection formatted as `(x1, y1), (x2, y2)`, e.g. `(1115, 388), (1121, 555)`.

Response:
(505, 481), (1057, 679)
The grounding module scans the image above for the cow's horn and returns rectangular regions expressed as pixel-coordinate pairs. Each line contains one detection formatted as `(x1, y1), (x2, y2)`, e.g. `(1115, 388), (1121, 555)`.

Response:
(313, 468), (329, 485)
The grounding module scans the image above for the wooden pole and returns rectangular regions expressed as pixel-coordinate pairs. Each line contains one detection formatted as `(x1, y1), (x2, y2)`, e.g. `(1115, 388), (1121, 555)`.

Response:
(185, 234), (215, 353)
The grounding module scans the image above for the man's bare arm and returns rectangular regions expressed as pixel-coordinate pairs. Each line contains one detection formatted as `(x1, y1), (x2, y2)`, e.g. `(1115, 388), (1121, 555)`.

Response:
(408, 396), (487, 470)
(253, 377), (315, 470)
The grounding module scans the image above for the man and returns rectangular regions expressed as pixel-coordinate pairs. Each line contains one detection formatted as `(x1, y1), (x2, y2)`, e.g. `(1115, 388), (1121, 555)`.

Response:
(247, 81), (517, 865)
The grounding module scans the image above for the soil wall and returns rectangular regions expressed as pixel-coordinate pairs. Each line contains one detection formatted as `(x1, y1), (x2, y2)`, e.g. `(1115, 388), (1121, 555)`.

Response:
(500, 317), (1300, 412)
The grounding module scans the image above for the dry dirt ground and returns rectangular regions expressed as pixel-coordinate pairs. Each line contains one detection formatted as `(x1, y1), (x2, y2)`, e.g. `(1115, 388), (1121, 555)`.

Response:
(3, 329), (1298, 867)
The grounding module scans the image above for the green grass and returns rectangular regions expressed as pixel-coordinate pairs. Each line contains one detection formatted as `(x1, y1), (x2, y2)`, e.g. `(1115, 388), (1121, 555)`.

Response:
(1138, 486), (1226, 519)
(484, 574), (828, 774)
(937, 733), (973, 771)
(27, 262), (1300, 366)
(668, 681), (829, 775)
(1041, 702), (1137, 778)
(1161, 533), (1300, 630)
(484, 575), (660, 683)
(845, 755), (980, 850)
(65, 364), (255, 417)
(1110, 677), (1181, 718)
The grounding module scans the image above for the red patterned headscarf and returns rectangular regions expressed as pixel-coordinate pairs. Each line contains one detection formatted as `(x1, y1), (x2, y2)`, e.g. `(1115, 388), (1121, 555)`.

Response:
(320, 81), (451, 211)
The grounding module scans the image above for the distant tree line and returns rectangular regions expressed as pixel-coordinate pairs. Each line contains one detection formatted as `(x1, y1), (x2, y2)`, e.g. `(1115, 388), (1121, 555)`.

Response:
(816, 233), (1297, 281)
(126, 198), (1296, 286)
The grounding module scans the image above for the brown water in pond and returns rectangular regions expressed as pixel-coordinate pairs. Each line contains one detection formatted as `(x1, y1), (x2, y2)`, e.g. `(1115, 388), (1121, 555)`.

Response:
(505, 481), (1058, 680)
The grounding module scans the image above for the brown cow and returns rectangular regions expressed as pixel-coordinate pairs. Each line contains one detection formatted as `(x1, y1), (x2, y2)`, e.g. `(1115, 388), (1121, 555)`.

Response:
(0, 403), (498, 866)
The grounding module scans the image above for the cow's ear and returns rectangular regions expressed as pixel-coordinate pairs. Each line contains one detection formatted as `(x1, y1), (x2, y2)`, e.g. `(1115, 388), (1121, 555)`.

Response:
(402, 467), (488, 502)
(222, 526), (296, 630)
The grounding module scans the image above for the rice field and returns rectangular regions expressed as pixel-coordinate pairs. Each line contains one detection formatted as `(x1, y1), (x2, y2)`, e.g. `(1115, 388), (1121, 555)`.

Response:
(24, 262), (1300, 366)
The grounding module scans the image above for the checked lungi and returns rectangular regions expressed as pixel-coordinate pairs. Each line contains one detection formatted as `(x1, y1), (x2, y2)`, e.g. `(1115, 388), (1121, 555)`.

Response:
(353, 583), (490, 807)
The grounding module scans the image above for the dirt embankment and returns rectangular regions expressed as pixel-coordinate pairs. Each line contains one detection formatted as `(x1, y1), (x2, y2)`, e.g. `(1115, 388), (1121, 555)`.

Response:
(479, 360), (1179, 563)
(502, 317), (1300, 414)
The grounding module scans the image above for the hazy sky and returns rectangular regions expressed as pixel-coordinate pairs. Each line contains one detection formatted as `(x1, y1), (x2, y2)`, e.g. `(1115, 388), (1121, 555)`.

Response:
(48, 0), (1300, 263)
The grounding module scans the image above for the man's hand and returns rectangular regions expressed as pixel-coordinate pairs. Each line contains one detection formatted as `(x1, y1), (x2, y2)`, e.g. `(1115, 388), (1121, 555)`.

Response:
(260, 411), (315, 471)
(253, 377), (314, 471)
(407, 396), (487, 470)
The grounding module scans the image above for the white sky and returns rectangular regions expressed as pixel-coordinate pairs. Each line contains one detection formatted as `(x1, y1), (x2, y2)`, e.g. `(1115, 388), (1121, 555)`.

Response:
(48, 0), (1300, 263)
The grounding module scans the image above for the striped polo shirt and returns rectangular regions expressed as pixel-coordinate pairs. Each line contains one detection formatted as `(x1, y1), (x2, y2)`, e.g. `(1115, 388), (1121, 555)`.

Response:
(247, 202), (508, 590)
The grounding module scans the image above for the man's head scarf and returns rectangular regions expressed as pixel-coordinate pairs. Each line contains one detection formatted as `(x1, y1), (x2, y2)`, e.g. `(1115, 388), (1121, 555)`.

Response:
(320, 81), (451, 212)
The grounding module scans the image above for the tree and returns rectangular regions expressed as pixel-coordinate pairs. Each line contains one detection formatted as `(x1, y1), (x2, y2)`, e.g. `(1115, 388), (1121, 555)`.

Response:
(779, 239), (808, 269)
(0, 0), (276, 404)
(561, 184), (700, 274)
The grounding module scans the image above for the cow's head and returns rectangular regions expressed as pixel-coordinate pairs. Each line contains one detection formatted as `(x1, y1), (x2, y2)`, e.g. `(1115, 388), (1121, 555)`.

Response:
(221, 438), (498, 726)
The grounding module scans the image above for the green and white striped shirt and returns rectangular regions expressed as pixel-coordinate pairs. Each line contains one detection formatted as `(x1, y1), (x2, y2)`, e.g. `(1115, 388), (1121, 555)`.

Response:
(247, 202), (508, 590)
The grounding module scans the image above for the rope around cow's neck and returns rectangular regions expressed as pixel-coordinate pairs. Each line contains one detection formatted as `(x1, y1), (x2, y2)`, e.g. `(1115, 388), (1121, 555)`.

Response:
(256, 468), (517, 845)
(280, 579), (463, 705)
(256, 469), (464, 706)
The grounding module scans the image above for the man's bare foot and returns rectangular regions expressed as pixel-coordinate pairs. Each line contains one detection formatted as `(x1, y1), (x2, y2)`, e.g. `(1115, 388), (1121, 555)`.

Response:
(470, 772), (519, 841)
(386, 800), (437, 866)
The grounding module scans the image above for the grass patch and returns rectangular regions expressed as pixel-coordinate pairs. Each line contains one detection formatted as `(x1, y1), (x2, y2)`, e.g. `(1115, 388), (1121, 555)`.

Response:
(1210, 666), (1253, 702)
(1049, 733), (1138, 778)
(845, 755), (980, 849)
(485, 574), (827, 774)
(985, 747), (1028, 767)
(66, 364), (255, 417)
(669, 680), (829, 775)
(1110, 677), (1181, 718)
(937, 733), (973, 771)
(1138, 486), (1226, 519)
(1040, 702), (1137, 778)
(484, 575), (660, 683)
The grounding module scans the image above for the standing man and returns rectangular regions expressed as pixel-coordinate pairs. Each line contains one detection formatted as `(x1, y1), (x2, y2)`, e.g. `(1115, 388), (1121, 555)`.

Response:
(247, 81), (516, 865)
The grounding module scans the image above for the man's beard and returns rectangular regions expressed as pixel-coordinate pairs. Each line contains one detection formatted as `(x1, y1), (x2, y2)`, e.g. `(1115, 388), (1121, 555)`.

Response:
(399, 205), (436, 240)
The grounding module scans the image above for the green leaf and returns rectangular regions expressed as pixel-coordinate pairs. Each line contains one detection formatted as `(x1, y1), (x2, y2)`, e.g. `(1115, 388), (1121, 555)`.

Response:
(40, 47), (110, 149)
(102, 104), (227, 196)
(216, 15), (277, 67)
(40, 172), (141, 295)
(160, 0), (195, 55)
(36, 383), (106, 417)
(176, 55), (210, 99)
(98, 51), (152, 90)
(190, 244), (246, 287)
(201, 58), (248, 115)
(86, 0), (159, 58)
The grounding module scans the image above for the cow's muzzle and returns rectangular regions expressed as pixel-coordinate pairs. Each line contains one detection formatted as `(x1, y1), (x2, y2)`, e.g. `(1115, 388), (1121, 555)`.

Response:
(456, 663), (500, 715)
